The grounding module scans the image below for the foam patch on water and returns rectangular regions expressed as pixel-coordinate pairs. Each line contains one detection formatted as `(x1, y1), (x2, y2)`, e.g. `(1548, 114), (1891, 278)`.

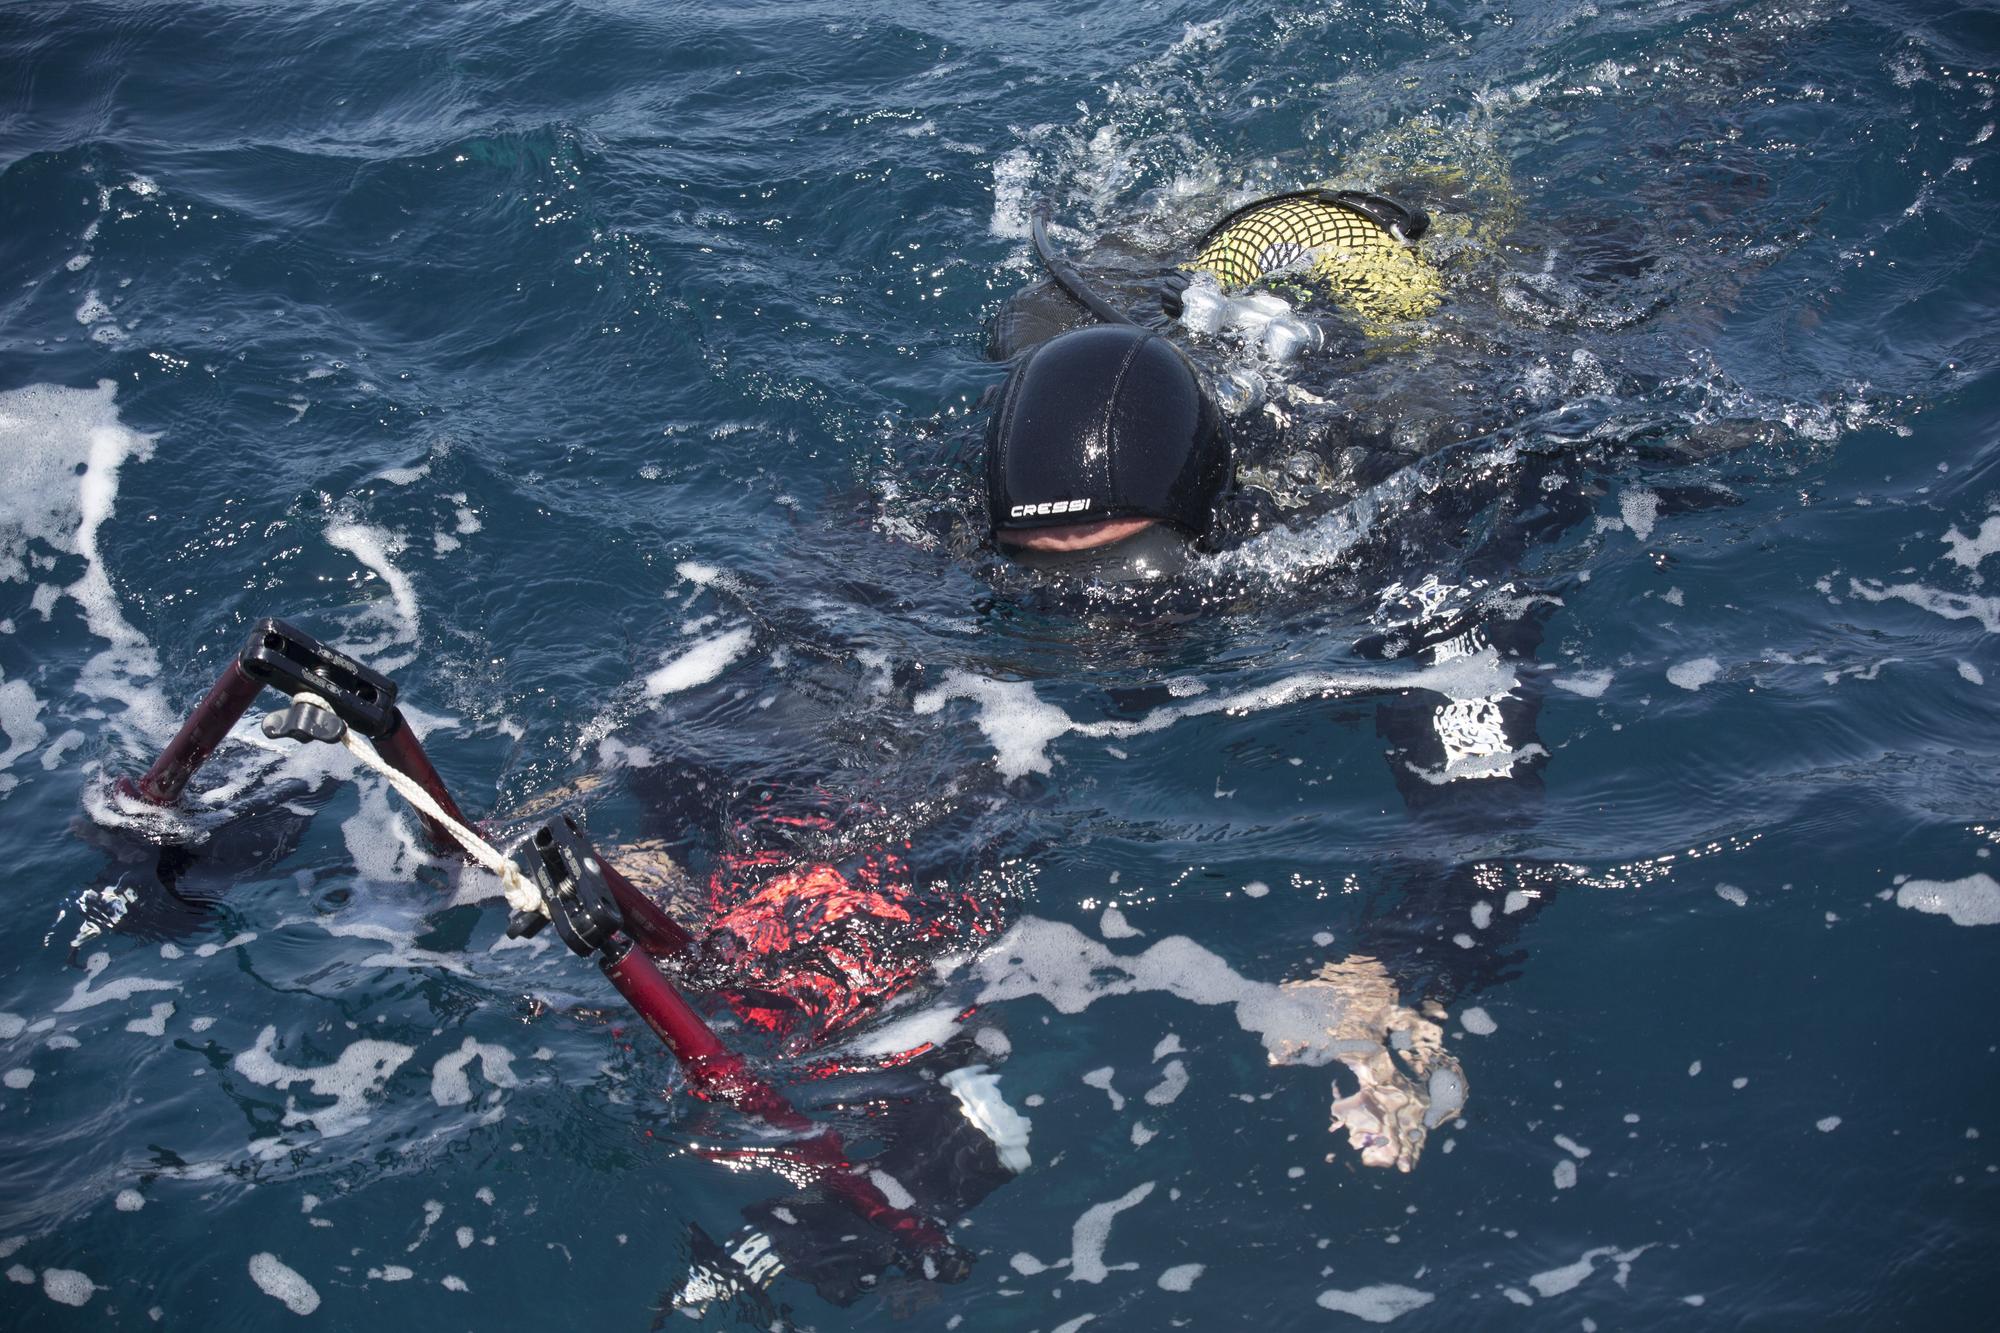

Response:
(1666, 657), (1721, 690)
(1143, 1060), (1187, 1106)
(916, 651), (1517, 781)
(0, 669), (48, 779)
(234, 1025), (415, 1140)
(645, 626), (753, 697)
(0, 381), (172, 743)
(53, 951), (178, 1013)
(1895, 874), (2000, 926)
(1083, 1066), (1124, 1110)
(42, 1268), (97, 1306)
(1620, 489), (1659, 542)
(125, 1001), (174, 1036)
(1553, 669), (1613, 698)
(911, 674), (1075, 780)
(973, 918), (1355, 1067)
(1850, 579), (2000, 633)
(1527, 1244), (1653, 1298)
(321, 918), (472, 975)
(1942, 515), (2000, 570)
(248, 1253), (319, 1315)
(1315, 1284), (1434, 1321)
(338, 780), (437, 889)
(1069, 1180), (1153, 1283)
(325, 521), (420, 671)
(430, 1037), (520, 1105)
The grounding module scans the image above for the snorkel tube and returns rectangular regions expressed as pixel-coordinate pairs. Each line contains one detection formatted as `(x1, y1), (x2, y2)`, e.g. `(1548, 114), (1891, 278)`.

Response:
(1029, 205), (1138, 327)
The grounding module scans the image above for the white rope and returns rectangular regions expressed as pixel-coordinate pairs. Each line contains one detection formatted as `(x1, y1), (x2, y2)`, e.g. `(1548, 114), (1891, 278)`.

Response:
(290, 692), (544, 914)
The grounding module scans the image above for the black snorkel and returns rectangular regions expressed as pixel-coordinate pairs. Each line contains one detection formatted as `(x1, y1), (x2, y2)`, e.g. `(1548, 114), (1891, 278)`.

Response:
(1029, 205), (1140, 328)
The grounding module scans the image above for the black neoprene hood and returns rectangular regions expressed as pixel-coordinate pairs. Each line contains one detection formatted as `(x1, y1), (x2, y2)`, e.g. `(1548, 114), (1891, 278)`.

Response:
(986, 326), (1228, 541)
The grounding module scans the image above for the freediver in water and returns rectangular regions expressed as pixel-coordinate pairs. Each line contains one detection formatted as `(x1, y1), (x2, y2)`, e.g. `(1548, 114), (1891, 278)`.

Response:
(970, 183), (1597, 1170)
(600, 192), (1503, 1313)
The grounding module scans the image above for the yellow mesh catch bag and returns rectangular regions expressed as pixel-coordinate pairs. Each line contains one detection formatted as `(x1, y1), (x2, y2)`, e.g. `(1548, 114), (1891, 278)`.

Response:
(1188, 196), (1441, 325)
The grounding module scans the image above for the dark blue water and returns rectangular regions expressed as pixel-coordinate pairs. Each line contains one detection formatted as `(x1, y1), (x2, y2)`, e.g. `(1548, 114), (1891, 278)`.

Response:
(4, 0), (1998, 1327)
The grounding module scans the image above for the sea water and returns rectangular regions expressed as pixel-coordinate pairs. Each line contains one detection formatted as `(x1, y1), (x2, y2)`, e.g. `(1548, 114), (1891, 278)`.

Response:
(2, 0), (1997, 1327)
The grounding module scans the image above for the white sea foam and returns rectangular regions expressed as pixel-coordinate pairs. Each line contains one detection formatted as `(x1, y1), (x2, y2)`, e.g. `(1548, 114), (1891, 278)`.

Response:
(0, 380), (172, 741)
(325, 521), (420, 670)
(0, 670), (48, 777)
(911, 674), (1075, 780)
(337, 781), (434, 890)
(1895, 874), (2000, 926)
(971, 918), (1352, 1067)
(53, 951), (178, 1013)
(1100, 906), (1141, 939)
(1069, 1181), (1153, 1283)
(1083, 1066), (1124, 1110)
(1553, 669), (1613, 698)
(247, 1253), (319, 1315)
(1667, 657), (1721, 690)
(125, 1001), (174, 1036)
(1621, 489), (1659, 542)
(1943, 515), (2000, 570)
(645, 627), (753, 697)
(1850, 579), (2000, 633)
(430, 1037), (520, 1106)
(321, 914), (471, 976)
(43, 1268), (97, 1306)
(1715, 884), (1748, 907)
(1528, 1244), (1652, 1298)
(233, 1025), (415, 1140)
(916, 650), (1516, 781)
(1315, 1284), (1434, 1321)
(1143, 1060), (1188, 1106)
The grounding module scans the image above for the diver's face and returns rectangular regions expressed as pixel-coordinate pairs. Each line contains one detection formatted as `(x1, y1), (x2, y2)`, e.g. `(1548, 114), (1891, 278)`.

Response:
(996, 518), (1192, 582)
(1006, 517), (1158, 553)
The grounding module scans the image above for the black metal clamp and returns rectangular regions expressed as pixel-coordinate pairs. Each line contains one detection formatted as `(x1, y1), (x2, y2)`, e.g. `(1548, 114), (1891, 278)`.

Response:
(507, 814), (624, 957)
(239, 618), (399, 739)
